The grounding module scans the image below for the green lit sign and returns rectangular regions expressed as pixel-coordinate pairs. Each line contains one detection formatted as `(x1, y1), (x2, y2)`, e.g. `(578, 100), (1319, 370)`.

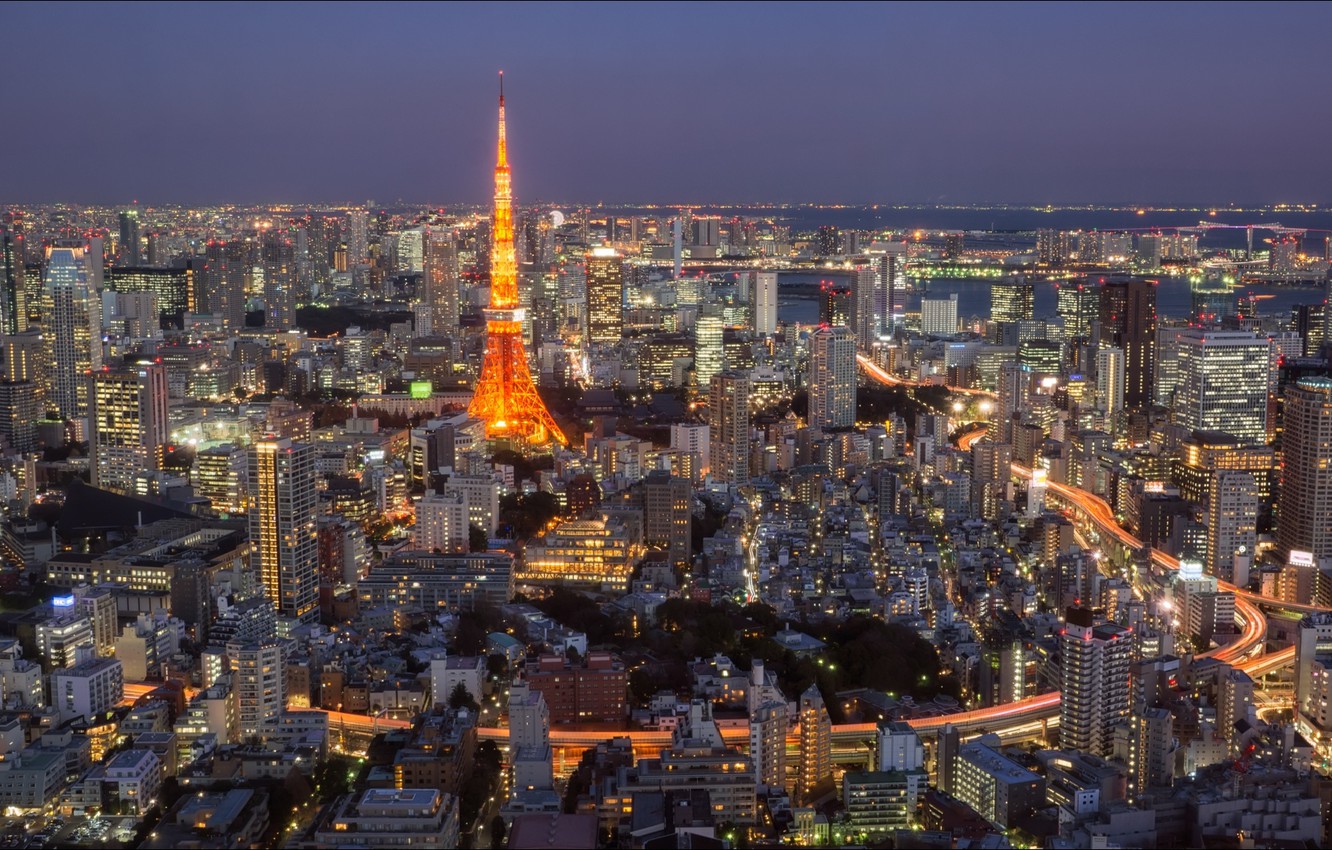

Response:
(410, 381), (433, 399)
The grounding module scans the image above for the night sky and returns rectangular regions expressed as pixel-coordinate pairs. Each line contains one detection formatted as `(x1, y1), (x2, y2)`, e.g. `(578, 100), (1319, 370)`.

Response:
(4, 2), (1331, 206)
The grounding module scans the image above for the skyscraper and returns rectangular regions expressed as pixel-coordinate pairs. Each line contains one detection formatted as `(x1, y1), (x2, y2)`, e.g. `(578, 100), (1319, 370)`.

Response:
(585, 247), (623, 345)
(693, 303), (725, 388)
(423, 227), (460, 339)
(1059, 607), (1132, 758)
(117, 209), (142, 265)
(89, 361), (168, 494)
(203, 239), (250, 331)
(1055, 280), (1099, 340)
(971, 440), (1013, 522)
(42, 245), (102, 420)
(1097, 276), (1157, 410)
(1175, 330), (1272, 445)
(260, 232), (297, 330)
(709, 371), (750, 487)
(1, 230), (26, 336)
(249, 439), (318, 624)
(877, 248), (904, 337)
(809, 325), (856, 431)
(641, 470), (692, 566)
(1094, 346), (1125, 419)
(1294, 612), (1332, 753)
(990, 277), (1035, 324)
(819, 280), (853, 327)
(754, 271), (777, 337)
(1277, 378), (1332, 562)
(468, 75), (566, 448)
(850, 264), (876, 348)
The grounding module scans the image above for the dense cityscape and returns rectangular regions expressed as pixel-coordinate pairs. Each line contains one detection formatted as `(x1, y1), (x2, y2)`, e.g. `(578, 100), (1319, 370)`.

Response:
(5, 5), (1332, 850)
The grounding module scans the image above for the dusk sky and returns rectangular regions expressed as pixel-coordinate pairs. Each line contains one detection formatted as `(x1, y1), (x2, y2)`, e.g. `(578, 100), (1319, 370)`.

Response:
(5, 2), (1331, 207)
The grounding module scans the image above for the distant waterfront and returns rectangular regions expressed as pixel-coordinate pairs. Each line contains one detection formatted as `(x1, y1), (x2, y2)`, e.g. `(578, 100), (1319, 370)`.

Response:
(776, 273), (1325, 327)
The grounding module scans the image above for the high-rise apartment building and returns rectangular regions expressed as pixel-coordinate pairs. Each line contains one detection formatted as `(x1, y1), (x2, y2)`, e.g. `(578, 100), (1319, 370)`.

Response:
(414, 490), (470, 554)
(971, 441), (1013, 522)
(709, 371), (750, 487)
(229, 640), (286, 739)
(248, 439), (318, 624)
(641, 470), (692, 566)
(850, 264), (876, 348)
(990, 277), (1035, 324)
(1095, 346), (1125, 419)
(1278, 378), (1332, 562)
(797, 684), (831, 805)
(42, 245), (102, 420)
(203, 239), (250, 331)
(754, 272), (777, 336)
(1175, 330), (1271, 445)
(1206, 471), (1258, 584)
(1294, 612), (1332, 753)
(1059, 607), (1132, 758)
(89, 361), (169, 494)
(423, 228), (460, 339)
(585, 248), (623, 345)
(260, 232), (297, 330)
(920, 293), (958, 337)
(1097, 276), (1156, 410)
(808, 325), (856, 431)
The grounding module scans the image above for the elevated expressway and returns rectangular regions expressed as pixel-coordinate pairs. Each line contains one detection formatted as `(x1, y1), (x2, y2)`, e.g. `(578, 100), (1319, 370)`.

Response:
(191, 361), (1316, 767)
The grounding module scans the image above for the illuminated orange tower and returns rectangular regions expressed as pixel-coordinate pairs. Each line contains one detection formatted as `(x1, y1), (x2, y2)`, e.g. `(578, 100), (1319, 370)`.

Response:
(468, 73), (566, 448)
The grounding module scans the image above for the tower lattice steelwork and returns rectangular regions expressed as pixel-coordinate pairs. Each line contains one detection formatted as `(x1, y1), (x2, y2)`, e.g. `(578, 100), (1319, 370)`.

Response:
(468, 74), (566, 448)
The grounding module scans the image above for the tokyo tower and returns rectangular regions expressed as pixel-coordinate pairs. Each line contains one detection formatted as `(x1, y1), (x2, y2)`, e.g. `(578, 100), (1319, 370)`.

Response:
(468, 73), (566, 448)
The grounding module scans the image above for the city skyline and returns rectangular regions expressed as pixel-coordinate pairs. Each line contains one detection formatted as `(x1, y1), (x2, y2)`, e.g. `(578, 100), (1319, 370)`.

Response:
(5, 2), (1332, 206)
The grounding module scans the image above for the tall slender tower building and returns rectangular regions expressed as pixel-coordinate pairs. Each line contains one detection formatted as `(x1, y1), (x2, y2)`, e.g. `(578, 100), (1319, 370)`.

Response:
(809, 325), (856, 431)
(1097, 276), (1156, 410)
(709, 371), (750, 487)
(1, 230), (26, 336)
(248, 439), (318, 624)
(42, 245), (102, 420)
(468, 74), (565, 448)
(1059, 607), (1132, 758)
(423, 227), (460, 340)
(585, 247), (623, 345)
(1278, 377), (1332, 562)
(89, 361), (169, 493)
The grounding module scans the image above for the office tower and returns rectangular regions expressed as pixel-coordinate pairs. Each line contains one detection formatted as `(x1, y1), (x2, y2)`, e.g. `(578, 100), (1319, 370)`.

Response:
(203, 239), (250, 331)
(750, 701), (788, 792)
(819, 280), (853, 327)
(193, 443), (247, 515)
(1277, 378), (1332, 562)
(1055, 280), (1099, 340)
(423, 227), (460, 339)
(1206, 471), (1257, 584)
(249, 439), (318, 624)
(260, 232), (297, 330)
(755, 272), (777, 336)
(469, 77), (566, 447)
(118, 210), (142, 264)
(1059, 607), (1132, 758)
(971, 440), (1013, 522)
(920, 293), (958, 336)
(42, 245), (103, 420)
(693, 303), (725, 387)
(1, 230), (26, 335)
(808, 325), (856, 431)
(585, 247), (623, 345)
(89, 361), (168, 494)
(1095, 346), (1125, 419)
(641, 470), (692, 565)
(797, 684), (831, 805)
(851, 264), (876, 348)
(1294, 303), (1326, 357)
(709, 371), (750, 487)
(1175, 330), (1271, 445)
(1294, 612), (1332, 752)
(1097, 276), (1156, 410)
(990, 277), (1035, 324)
